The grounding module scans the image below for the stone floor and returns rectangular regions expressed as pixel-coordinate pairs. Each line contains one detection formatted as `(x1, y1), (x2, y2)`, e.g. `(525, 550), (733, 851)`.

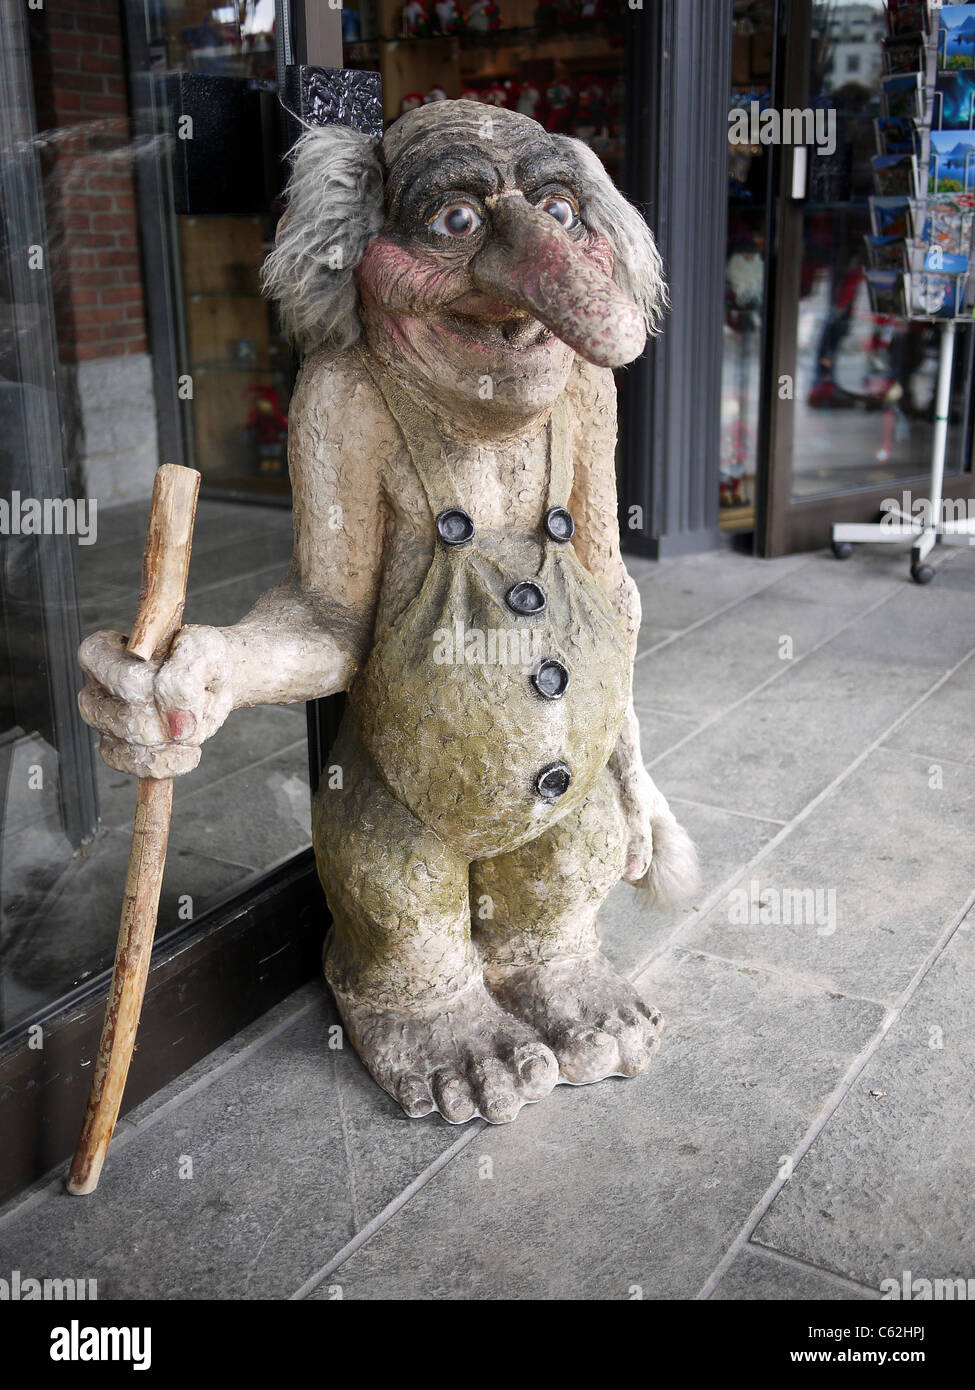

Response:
(1, 535), (973, 1300)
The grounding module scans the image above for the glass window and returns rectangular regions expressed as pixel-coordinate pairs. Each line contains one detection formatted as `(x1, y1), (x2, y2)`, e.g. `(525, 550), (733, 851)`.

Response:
(722, 0), (776, 532)
(788, 0), (973, 501)
(0, 2), (309, 1039)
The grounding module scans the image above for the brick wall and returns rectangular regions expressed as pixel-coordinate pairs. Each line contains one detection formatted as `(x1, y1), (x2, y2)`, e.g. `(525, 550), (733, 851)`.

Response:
(31, 0), (148, 364)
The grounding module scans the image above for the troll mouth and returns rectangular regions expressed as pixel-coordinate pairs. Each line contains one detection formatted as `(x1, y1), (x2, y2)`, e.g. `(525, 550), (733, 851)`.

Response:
(439, 312), (555, 351)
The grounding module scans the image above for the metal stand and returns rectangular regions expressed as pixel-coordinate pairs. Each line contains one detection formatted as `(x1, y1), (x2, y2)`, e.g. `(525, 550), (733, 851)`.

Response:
(831, 320), (975, 583)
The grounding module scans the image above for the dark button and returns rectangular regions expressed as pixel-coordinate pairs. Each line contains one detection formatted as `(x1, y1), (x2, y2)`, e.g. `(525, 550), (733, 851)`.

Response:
(545, 506), (575, 542)
(535, 761), (572, 800)
(505, 580), (547, 616)
(532, 659), (570, 700)
(436, 508), (475, 547)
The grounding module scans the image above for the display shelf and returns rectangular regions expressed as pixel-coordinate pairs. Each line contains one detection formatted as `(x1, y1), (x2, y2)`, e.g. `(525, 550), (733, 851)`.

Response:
(831, 0), (975, 583)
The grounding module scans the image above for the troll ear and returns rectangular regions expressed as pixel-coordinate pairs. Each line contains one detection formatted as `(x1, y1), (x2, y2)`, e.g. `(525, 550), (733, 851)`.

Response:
(551, 135), (668, 337)
(261, 125), (385, 356)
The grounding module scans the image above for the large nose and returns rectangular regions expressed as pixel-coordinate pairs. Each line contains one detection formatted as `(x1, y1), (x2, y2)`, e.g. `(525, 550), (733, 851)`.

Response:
(469, 192), (647, 368)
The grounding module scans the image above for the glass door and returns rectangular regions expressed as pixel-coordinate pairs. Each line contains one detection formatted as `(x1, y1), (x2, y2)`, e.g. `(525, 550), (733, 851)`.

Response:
(761, 0), (975, 555)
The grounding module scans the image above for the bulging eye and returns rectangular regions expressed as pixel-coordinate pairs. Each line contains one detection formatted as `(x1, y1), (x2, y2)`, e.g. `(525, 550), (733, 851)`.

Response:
(429, 202), (483, 239)
(539, 195), (577, 228)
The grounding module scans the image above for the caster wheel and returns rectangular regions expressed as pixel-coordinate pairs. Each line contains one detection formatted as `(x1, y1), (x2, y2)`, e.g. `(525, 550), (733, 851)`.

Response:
(832, 541), (854, 560)
(911, 563), (935, 585)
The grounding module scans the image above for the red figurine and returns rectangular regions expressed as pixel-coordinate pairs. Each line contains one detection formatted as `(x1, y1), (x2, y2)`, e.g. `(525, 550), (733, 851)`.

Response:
(244, 385), (288, 472)
(545, 79), (573, 133)
(401, 0), (432, 37)
(466, 0), (502, 31)
(516, 80), (544, 122)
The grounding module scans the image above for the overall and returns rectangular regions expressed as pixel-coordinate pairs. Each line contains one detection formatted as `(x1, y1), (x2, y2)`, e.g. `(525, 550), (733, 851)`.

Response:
(344, 347), (630, 863)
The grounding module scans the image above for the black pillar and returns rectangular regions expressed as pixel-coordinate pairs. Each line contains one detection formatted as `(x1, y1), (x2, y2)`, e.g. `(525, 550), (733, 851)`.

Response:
(620, 0), (731, 559)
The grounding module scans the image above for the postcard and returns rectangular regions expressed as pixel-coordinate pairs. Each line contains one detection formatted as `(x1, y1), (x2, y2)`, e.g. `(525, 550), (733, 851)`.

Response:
(882, 72), (923, 119)
(937, 4), (975, 68)
(870, 195), (913, 236)
(875, 117), (921, 154)
(934, 70), (975, 126)
(929, 129), (975, 190)
(872, 152), (919, 195)
(904, 270), (963, 315)
(887, 0), (931, 35)
(865, 269), (905, 317)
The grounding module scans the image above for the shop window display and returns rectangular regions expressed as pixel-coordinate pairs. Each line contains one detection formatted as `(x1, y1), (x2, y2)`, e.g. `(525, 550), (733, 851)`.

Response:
(722, 0), (775, 532)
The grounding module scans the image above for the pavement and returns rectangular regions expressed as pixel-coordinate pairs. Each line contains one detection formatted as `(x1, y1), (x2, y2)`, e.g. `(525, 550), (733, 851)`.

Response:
(1, 533), (973, 1300)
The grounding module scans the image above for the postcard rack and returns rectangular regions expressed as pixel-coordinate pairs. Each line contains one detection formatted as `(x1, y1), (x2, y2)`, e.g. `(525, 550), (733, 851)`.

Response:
(831, 0), (975, 584)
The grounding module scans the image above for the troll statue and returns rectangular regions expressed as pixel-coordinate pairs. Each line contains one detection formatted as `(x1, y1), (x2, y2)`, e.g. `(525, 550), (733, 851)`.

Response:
(78, 102), (698, 1125)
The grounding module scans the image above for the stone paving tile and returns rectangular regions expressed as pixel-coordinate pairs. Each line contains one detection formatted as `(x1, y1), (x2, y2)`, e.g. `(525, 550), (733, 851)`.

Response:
(647, 645), (946, 826)
(680, 749), (975, 1004)
(632, 578), (894, 724)
(881, 653), (975, 768)
(309, 950), (884, 1300)
(95, 706), (306, 831)
(80, 563), (286, 637)
(636, 550), (811, 634)
(709, 1246), (876, 1300)
(76, 507), (292, 598)
(182, 565), (288, 630)
(636, 624), (682, 654)
(167, 743), (312, 872)
(0, 994), (463, 1299)
(752, 918), (975, 1290)
(599, 797), (780, 977)
(633, 705), (704, 757)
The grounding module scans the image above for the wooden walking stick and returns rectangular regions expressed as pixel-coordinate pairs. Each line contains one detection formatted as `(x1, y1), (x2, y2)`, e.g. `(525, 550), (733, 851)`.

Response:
(67, 463), (200, 1196)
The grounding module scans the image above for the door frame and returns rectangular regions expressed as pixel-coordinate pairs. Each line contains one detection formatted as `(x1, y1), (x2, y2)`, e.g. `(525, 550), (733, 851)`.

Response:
(757, 0), (975, 557)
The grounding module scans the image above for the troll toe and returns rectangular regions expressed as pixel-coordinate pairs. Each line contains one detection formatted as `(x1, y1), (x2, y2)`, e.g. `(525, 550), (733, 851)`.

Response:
(329, 977), (559, 1123)
(483, 952), (663, 1085)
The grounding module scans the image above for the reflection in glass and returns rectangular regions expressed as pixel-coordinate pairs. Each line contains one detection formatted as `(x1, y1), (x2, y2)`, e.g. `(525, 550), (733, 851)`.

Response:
(791, 0), (972, 500)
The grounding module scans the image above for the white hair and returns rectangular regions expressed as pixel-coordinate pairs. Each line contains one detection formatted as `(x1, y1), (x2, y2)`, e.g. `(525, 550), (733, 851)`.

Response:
(261, 124), (384, 355)
(551, 134), (669, 336)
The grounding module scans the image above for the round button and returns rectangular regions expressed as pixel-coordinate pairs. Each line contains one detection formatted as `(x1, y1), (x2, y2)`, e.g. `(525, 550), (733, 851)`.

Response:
(545, 506), (575, 542)
(532, 659), (570, 700)
(505, 580), (547, 616)
(535, 761), (571, 800)
(436, 508), (475, 547)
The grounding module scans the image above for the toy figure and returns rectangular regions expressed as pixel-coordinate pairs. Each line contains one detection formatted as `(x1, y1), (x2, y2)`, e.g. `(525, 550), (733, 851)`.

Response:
(399, 93), (424, 117)
(466, 0), (502, 31)
(243, 384), (288, 472)
(433, 0), (463, 34)
(401, 0), (432, 37)
(423, 84), (449, 103)
(79, 102), (696, 1125)
(516, 80), (544, 122)
(573, 77), (606, 142)
(545, 79), (574, 133)
(502, 79), (521, 109)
